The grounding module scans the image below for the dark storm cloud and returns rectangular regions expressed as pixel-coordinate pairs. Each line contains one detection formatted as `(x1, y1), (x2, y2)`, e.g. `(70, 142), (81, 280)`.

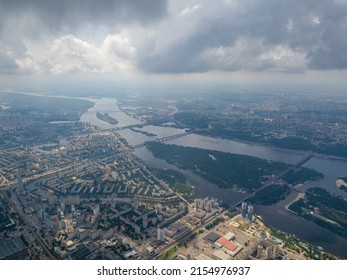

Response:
(0, 0), (168, 31)
(137, 0), (347, 73)
(0, 0), (168, 74)
(307, 18), (347, 70)
(0, 0), (346, 75)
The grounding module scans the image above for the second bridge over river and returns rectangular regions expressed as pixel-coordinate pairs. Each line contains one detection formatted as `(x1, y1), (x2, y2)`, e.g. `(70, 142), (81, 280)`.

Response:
(132, 131), (193, 149)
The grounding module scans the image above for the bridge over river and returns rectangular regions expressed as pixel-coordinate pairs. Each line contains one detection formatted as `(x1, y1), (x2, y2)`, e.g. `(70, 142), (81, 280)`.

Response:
(230, 153), (314, 209)
(131, 130), (313, 209)
(132, 131), (193, 149)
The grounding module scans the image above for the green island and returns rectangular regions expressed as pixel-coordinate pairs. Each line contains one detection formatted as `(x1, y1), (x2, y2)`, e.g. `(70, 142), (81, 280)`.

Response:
(289, 187), (347, 239)
(153, 168), (194, 198)
(281, 169), (324, 185)
(249, 184), (291, 205)
(146, 142), (290, 192)
(129, 127), (157, 137)
(249, 168), (323, 205)
(96, 112), (119, 125)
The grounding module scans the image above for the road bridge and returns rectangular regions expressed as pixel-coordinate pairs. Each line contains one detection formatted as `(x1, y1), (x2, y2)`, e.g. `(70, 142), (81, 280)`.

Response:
(112, 120), (171, 131)
(132, 131), (192, 149)
(230, 153), (314, 209)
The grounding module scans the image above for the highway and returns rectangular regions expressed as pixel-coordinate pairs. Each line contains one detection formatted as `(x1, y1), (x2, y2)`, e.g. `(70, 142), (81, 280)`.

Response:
(1, 190), (60, 260)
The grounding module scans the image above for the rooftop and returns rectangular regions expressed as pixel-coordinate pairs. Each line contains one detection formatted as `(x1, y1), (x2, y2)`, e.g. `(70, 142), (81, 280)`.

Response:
(203, 232), (221, 244)
(216, 237), (238, 252)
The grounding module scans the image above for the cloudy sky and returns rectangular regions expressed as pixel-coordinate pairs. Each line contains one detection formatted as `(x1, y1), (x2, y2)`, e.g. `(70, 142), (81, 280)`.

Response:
(1, 0), (347, 87)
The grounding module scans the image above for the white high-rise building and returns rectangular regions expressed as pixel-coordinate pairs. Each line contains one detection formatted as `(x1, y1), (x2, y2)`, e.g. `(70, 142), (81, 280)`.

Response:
(205, 201), (212, 212)
(194, 199), (203, 210)
(247, 205), (253, 223)
(60, 201), (65, 212)
(93, 205), (100, 217)
(241, 202), (247, 218)
(157, 228), (165, 242)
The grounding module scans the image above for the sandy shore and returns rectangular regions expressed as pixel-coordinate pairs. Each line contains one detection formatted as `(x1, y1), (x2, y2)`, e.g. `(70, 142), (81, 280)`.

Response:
(285, 192), (305, 211)
(336, 179), (347, 188)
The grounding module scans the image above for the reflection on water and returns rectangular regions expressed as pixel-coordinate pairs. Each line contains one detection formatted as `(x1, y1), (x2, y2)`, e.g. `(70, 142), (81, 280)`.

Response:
(254, 199), (347, 258)
(302, 157), (347, 198)
(167, 134), (304, 164)
(80, 97), (142, 129)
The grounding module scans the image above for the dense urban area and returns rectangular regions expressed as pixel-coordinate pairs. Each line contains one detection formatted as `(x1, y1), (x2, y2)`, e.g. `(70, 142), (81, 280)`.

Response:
(0, 89), (346, 260)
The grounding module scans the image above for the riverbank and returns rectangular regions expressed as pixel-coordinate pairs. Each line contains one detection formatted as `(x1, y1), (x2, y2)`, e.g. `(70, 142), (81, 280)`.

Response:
(285, 192), (305, 214)
(194, 130), (347, 161)
(336, 178), (347, 193)
(146, 141), (291, 191)
(287, 187), (347, 240)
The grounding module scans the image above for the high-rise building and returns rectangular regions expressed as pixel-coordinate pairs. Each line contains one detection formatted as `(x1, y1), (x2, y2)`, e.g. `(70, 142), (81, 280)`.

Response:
(60, 201), (65, 212)
(155, 203), (162, 214)
(266, 245), (272, 259)
(157, 228), (165, 242)
(143, 215), (148, 229)
(132, 201), (139, 210)
(241, 202), (247, 218)
(194, 199), (201, 209)
(17, 175), (24, 193)
(203, 199), (208, 210)
(247, 205), (253, 223)
(273, 245), (279, 259)
(151, 217), (157, 226)
(60, 220), (66, 229)
(257, 245), (263, 258)
(205, 201), (212, 212)
(266, 245), (279, 259)
(93, 205), (100, 217)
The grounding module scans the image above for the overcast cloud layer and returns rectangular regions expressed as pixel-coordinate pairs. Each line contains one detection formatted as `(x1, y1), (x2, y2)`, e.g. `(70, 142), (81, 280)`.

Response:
(0, 0), (347, 75)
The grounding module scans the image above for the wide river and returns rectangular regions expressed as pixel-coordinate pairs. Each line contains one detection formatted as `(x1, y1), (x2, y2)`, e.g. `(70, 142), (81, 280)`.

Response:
(80, 97), (347, 258)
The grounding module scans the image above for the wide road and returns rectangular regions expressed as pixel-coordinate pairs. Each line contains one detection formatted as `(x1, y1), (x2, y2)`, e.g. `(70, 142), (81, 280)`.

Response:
(1, 190), (60, 260)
